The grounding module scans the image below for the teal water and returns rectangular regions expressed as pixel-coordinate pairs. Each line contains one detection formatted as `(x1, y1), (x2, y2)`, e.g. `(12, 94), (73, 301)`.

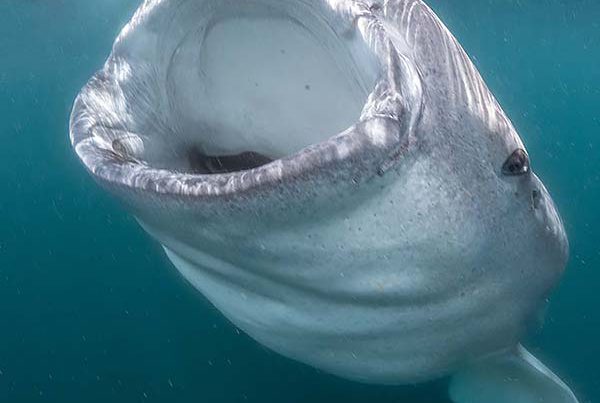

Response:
(0, 1), (598, 402)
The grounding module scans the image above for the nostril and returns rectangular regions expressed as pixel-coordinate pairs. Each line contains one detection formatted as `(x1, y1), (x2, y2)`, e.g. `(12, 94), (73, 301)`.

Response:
(531, 189), (542, 210)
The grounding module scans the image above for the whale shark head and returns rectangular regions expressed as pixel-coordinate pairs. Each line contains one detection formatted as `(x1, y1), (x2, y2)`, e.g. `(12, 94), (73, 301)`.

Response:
(71, 0), (569, 386)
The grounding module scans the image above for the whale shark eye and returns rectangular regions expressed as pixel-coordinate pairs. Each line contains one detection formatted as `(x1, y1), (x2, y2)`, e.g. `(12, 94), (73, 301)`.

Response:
(502, 149), (530, 176)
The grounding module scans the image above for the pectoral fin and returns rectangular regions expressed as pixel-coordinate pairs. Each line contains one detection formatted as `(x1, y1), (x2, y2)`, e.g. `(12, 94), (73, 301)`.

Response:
(449, 345), (578, 403)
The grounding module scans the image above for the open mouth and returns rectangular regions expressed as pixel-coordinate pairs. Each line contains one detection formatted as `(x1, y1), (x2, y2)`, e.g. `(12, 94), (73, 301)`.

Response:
(75, 0), (380, 176)
(69, 0), (425, 198)
(165, 0), (380, 173)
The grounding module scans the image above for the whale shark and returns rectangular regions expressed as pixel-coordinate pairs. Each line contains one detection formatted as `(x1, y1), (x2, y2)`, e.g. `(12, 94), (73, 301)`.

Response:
(70, 0), (578, 401)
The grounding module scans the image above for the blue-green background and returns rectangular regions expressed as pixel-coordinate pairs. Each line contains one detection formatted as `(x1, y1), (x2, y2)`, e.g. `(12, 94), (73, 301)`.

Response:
(0, 1), (598, 402)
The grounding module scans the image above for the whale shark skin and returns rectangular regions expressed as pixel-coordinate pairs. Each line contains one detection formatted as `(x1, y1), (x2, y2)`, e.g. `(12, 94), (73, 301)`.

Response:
(70, 0), (578, 401)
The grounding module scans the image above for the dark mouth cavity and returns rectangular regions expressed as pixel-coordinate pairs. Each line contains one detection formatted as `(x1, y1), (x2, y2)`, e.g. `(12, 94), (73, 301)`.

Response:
(187, 147), (274, 174)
